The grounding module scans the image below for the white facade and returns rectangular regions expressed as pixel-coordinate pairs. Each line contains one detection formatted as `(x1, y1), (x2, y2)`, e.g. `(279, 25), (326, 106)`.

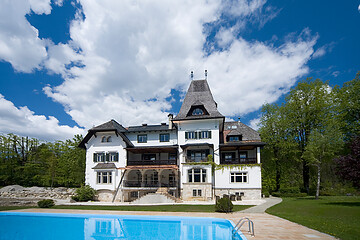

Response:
(81, 79), (264, 202)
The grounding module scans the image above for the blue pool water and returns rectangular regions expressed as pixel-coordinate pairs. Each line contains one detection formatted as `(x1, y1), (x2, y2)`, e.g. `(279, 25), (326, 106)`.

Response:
(0, 212), (246, 240)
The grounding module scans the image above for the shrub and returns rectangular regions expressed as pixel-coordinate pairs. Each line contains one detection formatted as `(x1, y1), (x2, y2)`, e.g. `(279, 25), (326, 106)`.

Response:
(262, 191), (270, 198)
(215, 197), (233, 213)
(280, 187), (300, 194)
(72, 185), (96, 202)
(38, 199), (55, 208)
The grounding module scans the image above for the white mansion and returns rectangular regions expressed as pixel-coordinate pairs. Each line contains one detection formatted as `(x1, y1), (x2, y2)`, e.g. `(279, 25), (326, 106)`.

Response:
(79, 78), (265, 202)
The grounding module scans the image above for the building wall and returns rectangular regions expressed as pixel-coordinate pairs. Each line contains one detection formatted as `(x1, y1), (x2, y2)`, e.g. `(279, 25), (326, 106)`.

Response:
(85, 131), (127, 191)
(126, 130), (177, 147)
(214, 165), (261, 189)
(176, 119), (222, 165)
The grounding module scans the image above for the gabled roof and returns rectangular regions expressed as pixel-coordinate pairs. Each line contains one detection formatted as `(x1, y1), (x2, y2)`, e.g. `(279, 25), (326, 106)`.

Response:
(78, 119), (133, 149)
(224, 121), (261, 141)
(173, 79), (224, 121)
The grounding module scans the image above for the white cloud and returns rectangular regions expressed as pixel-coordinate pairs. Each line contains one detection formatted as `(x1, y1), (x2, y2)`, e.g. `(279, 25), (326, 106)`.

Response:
(249, 117), (261, 130)
(0, 0), (52, 72)
(0, 0), (318, 139)
(0, 95), (84, 141)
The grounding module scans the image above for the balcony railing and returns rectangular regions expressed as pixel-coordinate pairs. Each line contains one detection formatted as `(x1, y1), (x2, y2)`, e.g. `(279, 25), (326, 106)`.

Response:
(127, 159), (177, 166)
(123, 180), (177, 188)
(185, 157), (209, 163)
(220, 157), (257, 165)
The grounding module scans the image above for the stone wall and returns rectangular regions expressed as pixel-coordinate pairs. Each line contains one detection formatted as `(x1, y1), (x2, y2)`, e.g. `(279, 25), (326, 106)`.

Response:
(182, 183), (212, 201)
(0, 185), (75, 201)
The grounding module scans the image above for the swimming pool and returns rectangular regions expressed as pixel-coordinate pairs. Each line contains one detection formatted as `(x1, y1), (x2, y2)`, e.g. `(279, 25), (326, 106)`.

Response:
(0, 212), (246, 240)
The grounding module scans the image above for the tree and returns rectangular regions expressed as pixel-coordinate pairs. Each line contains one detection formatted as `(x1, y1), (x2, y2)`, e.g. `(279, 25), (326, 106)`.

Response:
(335, 136), (360, 190)
(303, 119), (343, 199)
(337, 72), (360, 139)
(259, 103), (298, 192)
(283, 78), (334, 193)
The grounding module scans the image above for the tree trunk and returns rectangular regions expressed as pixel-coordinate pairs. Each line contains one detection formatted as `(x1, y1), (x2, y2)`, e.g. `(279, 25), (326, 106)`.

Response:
(303, 160), (310, 194)
(315, 163), (321, 200)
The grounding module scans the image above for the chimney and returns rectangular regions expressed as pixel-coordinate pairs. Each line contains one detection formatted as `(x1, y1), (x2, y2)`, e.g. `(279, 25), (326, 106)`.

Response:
(168, 114), (173, 129)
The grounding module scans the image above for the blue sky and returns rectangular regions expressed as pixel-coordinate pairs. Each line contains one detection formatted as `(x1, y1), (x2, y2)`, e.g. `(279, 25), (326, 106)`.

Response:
(0, 0), (359, 141)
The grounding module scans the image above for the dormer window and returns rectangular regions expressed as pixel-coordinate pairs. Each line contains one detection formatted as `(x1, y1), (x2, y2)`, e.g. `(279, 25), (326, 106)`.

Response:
(107, 136), (112, 142)
(101, 136), (112, 142)
(187, 105), (208, 117)
(228, 135), (242, 142)
(192, 108), (204, 116)
(101, 136), (107, 142)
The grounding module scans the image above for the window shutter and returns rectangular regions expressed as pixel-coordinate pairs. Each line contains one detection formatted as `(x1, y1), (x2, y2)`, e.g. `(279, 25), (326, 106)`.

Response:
(195, 132), (198, 139)
(185, 132), (188, 139)
(115, 152), (119, 162)
(205, 149), (210, 157)
(208, 131), (211, 139)
(93, 153), (97, 162)
(105, 153), (109, 162)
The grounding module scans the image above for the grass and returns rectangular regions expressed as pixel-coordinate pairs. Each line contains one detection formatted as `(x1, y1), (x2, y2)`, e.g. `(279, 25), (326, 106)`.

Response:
(54, 204), (253, 212)
(266, 196), (360, 240)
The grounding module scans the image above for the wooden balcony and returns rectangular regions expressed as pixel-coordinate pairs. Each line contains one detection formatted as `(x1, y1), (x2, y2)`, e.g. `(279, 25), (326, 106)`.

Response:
(220, 157), (257, 165)
(127, 159), (177, 166)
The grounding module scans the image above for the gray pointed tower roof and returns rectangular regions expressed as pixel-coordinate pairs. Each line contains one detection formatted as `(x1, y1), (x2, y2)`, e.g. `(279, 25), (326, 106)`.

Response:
(174, 79), (224, 120)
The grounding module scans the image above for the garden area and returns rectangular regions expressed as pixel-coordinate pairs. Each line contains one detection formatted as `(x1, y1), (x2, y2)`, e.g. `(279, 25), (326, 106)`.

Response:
(266, 196), (360, 240)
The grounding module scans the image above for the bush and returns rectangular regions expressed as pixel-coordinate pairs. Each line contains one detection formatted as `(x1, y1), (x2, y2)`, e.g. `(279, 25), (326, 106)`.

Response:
(280, 187), (300, 194)
(262, 191), (270, 198)
(37, 199), (55, 208)
(215, 197), (233, 213)
(72, 185), (96, 202)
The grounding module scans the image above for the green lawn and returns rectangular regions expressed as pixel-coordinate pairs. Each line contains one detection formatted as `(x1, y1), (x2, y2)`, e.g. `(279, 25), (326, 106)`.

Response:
(54, 204), (252, 212)
(266, 196), (360, 240)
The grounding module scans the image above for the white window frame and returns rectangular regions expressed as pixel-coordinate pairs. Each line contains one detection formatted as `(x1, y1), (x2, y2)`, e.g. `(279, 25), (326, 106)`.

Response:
(188, 168), (207, 183)
(230, 172), (248, 183)
(97, 171), (113, 184)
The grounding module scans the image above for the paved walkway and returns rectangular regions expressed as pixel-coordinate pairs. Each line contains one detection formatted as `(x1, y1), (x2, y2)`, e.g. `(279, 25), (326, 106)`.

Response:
(239, 196), (282, 213)
(8, 208), (336, 240)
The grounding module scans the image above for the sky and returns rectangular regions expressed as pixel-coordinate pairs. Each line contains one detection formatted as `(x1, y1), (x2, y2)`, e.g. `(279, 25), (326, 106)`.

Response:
(0, 0), (359, 141)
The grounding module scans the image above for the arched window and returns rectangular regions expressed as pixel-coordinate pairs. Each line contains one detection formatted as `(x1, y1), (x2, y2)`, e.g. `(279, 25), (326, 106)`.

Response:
(101, 136), (107, 142)
(107, 136), (112, 142)
(192, 108), (204, 116)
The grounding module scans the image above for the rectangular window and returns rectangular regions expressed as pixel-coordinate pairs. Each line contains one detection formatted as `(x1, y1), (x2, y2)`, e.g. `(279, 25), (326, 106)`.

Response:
(228, 136), (240, 142)
(159, 133), (170, 142)
(185, 131), (197, 139)
(239, 152), (248, 162)
(222, 152), (235, 162)
(199, 131), (211, 139)
(137, 134), (147, 143)
(108, 152), (119, 162)
(188, 169), (207, 183)
(94, 152), (105, 162)
(130, 191), (138, 198)
(143, 153), (156, 161)
(187, 150), (209, 162)
(97, 172), (113, 184)
(192, 189), (202, 197)
(230, 172), (248, 183)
